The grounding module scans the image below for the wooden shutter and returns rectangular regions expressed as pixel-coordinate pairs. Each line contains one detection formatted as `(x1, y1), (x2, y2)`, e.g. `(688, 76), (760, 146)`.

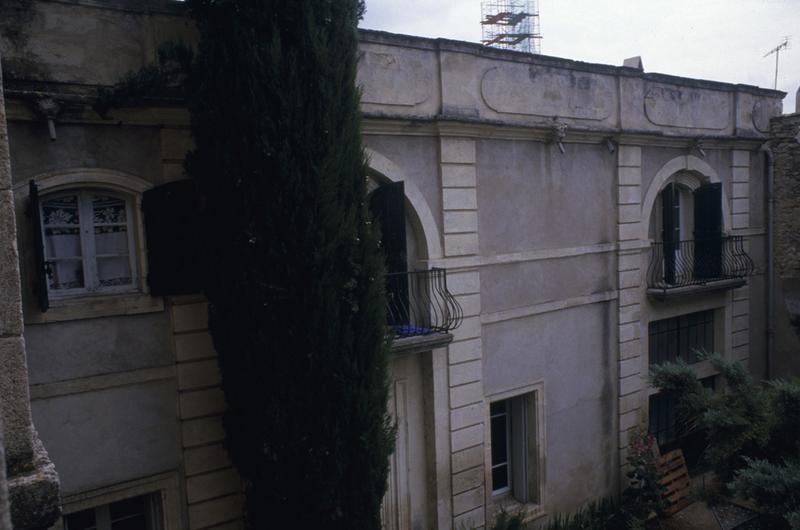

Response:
(141, 179), (202, 296)
(661, 183), (679, 284)
(369, 182), (409, 327)
(693, 183), (722, 279)
(28, 180), (50, 312)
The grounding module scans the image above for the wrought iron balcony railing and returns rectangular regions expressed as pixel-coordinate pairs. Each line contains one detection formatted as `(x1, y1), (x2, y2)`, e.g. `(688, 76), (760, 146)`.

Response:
(385, 268), (463, 338)
(647, 235), (754, 295)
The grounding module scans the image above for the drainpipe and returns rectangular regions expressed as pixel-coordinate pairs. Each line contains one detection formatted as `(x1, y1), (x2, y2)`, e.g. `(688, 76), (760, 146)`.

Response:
(761, 143), (775, 380)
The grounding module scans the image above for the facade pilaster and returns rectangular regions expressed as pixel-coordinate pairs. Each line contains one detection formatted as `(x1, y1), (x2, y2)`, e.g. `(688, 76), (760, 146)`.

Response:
(730, 150), (751, 363)
(616, 145), (644, 470)
(439, 137), (486, 529)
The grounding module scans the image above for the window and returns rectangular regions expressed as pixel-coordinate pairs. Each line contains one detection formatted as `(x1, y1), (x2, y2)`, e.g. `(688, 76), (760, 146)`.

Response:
(39, 189), (137, 296)
(64, 493), (163, 530)
(652, 181), (724, 286)
(649, 377), (716, 471)
(489, 393), (540, 504)
(648, 310), (714, 365)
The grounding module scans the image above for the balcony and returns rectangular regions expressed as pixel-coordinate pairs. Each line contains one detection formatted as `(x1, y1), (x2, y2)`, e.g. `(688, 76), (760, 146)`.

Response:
(647, 236), (754, 298)
(385, 268), (463, 346)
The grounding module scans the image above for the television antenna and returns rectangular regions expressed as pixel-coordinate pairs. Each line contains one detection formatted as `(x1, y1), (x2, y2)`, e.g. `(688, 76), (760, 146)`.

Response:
(763, 36), (790, 90)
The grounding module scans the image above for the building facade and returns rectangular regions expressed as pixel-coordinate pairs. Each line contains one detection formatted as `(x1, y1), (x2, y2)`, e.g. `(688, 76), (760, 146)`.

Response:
(0, 1), (788, 529)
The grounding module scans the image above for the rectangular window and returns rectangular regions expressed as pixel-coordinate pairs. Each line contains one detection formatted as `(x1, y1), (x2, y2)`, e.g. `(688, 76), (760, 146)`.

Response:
(489, 392), (540, 504)
(40, 190), (137, 296)
(64, 493), (163, 530)
(648, 310), (714, 365)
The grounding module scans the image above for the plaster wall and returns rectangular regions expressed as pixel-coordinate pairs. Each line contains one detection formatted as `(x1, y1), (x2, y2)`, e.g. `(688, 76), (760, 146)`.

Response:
(0, 0), (196, 86)
(482, 303), (617, 514)
(363, 134), (442, 249)
(24, 313), (172, 385)
(30, 380), (180, 496)
(480, 254), (615, 315)
(358, 31), (781, 138)
(476, 140), (616, 255)
(7, 122), (163, 185)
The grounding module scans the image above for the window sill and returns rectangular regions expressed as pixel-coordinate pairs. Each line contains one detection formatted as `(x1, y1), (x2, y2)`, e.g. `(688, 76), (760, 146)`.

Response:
(489, 495), (545, 525)
(25, 292), (164, 324)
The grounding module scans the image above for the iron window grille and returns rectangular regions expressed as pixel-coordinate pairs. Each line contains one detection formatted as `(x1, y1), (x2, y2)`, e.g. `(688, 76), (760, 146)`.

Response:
(648, 310), (715, 365)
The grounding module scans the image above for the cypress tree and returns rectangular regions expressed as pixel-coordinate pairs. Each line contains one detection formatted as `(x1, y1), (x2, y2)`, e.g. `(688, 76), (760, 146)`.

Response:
(186, 1), (393, 528)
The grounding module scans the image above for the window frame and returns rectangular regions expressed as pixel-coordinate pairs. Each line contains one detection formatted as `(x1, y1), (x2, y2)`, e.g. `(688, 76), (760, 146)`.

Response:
(15, 169), (165, 323)
(63, 491), (163, 530)
(648, 309), (715, 366)
(485, 382), (545, 522)
(40, 188), (139, 297)
(56, 473), (180, 530)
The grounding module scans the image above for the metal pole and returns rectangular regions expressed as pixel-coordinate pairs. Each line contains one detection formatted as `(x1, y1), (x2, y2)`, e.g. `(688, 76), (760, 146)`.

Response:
(774, 48), (780, 89)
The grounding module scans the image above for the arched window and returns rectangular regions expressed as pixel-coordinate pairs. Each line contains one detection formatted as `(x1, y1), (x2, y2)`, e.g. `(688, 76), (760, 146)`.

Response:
(649, 176), (723, 287)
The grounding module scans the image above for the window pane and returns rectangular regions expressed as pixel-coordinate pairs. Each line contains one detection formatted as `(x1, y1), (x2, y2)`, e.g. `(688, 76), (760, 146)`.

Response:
(95, 225), (129, 255)
(110, 495), (146, 519)
(492, 464), (509, 491)
(43, 195), (82, 262)
(64, 508), (96, 530)
(43, 195), (80, 226)
(49, 259), (84, 290)
(45, 227), (82, 258)
(96, 257), (132, 287)
(92, 195), (127, 224)
(490, 415), (508, 464)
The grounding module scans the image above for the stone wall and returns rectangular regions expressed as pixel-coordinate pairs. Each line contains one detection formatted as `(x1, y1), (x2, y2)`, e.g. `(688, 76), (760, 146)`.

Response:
(771, 114), (800, 281)
(770, 112), (800, 374)
(0, 51), (60, 530)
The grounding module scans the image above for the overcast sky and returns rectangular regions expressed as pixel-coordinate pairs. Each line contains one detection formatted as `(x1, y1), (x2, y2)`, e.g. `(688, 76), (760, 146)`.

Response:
(361, 0), (799, 114)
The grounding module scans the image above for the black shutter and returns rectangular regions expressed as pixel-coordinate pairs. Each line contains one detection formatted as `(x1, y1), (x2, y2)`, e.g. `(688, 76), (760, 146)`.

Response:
(369, 182), (409, 327)
(693, 183), (722, 279)
(661, 183), (679, 285)
(142, 179), (202, 296)
(28, 180), (50, 312)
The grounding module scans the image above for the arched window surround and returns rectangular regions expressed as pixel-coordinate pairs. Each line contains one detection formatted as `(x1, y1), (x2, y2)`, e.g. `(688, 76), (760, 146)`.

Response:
(641, 155), (732, 242)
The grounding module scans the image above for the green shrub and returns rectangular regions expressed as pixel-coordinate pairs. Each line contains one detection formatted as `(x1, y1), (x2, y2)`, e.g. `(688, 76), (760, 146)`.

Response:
(489, 509), (525, 530)
(651, 354), (800, 529)
(536, 498), (632, 530)
(729, 458), (800, 530)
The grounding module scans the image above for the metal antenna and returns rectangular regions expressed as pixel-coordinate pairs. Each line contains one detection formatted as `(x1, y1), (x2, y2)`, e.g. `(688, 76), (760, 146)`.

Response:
(764, 36), (790, 90)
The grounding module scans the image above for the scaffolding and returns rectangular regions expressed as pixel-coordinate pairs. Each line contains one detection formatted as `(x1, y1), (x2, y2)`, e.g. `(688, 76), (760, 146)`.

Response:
(481, 0), (541, 54)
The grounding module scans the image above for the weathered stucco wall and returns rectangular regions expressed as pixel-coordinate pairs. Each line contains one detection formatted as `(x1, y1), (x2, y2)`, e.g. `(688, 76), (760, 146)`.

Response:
(1, 1), (787, 528)
(476, 140), (617, 255)
(0, 0), (195, 87)
(31, 380), (180, 496)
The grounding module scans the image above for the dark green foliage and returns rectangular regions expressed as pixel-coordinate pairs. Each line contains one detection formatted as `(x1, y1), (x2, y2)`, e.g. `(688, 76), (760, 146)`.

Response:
(650, 354), (773, 482)
(94, 42), (193, 115)
(489, 509), (524, 530)
(536, 498), (632, 530)
(622, 427), (667, 521)
(729, 458), (800, 529)
(186, 1), (393, 529)
(651, 355), (800, 528)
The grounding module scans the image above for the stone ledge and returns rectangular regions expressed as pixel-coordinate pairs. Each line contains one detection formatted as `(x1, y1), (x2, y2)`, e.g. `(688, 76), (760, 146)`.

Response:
(391, 332), (453, 355)
(647, 278), (747, 299)
(8, 434), (60, 530)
